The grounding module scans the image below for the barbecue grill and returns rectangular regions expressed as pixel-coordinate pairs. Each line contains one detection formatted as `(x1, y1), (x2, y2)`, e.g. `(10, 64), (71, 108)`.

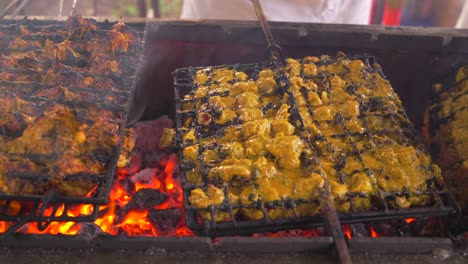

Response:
(170, 2), (459, 244)
(0, 17), (145, 236)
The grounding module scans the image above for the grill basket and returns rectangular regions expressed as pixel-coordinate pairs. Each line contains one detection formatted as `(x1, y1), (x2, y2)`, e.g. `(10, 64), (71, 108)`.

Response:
(174, 54), (459, 237)
(0, 17), (144, 234)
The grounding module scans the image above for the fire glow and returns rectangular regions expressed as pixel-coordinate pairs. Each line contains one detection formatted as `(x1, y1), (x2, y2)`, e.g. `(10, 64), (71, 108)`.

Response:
(0, 153), (193, 237)
(0, 137), (421, 238)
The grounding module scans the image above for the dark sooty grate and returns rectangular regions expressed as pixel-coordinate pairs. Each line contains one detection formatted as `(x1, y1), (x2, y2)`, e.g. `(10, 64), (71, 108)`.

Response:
(174, 54), (459, 237)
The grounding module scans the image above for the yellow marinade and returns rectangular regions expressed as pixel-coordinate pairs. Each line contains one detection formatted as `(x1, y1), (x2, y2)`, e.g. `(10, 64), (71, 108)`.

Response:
(427, 65), (468, 210)
(178, 55), (443, 222)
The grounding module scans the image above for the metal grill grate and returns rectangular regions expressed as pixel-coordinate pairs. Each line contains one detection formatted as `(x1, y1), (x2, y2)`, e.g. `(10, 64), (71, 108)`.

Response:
(0, 17), (144, 234)
(174, 54), (459, 237)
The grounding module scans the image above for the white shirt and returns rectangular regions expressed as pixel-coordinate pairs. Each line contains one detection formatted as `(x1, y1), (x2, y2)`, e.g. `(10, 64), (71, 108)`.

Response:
(181, 0), (373, 25)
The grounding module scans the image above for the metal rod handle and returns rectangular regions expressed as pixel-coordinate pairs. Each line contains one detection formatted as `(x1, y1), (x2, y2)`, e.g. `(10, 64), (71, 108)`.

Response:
(320, 188), (353, 264)
(58, 0), (64, 21)
(69, 0), (78, 16)
(10, 0), (30, 18)
(250, 0), (281, 63)
(0, 0), (20, 19)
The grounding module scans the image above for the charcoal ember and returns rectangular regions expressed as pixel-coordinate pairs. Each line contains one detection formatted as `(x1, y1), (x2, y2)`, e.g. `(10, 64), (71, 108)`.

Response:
(98, 205), (115, 218)
(350, 224), (370, 238)
(132, 116), (173, 153)
(125, 188), (168, 211)
(147, 207), (182, 235)
(120, 179), (135, 194)
(77, 222), (105, 239)
(372, 223), (400, 236)
(130, 168), (160, 185)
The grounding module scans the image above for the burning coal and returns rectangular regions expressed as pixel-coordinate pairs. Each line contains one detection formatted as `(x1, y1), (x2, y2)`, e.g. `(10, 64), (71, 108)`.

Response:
(0, 116), (193, 237)
(0, 116), (445, 239)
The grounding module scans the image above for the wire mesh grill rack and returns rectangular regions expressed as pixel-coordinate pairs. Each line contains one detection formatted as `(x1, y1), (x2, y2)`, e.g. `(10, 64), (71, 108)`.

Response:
(428, 71), (468, 136)
(0, 17), (144, 233)
(427, 67), (467, 168)
(174, 54), (459, 237)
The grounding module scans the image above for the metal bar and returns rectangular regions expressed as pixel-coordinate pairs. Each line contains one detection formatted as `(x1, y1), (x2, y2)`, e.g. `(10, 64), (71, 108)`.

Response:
(250, 0), (281, 63)
(58, 0), (64, 21)
(0, 217), (30, 240)
(0, 0), (20, 19)
(249, 4), (352, 260)
(10, 0), (29, 18)
(320, 187), (352, 264)
(69, 0), (78, 16)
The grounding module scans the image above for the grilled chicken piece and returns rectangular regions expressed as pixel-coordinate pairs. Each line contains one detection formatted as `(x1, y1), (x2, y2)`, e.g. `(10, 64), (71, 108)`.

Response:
(0, 104), (124, 196)
(0, 154), (50, 195)
(95, 23), (139, 55)
(182, 55), (443, 223)
(5, 105), (84, 156)
(117, 128), (137, 168)
(66, 15), (97, 40)
(54, 156), (102, 197)
(90, 54), (122, 76)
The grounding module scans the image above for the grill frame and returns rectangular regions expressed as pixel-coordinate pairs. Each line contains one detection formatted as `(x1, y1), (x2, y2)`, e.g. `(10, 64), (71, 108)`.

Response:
(0, 17), (145, 233)
(174, 54), (460, 237)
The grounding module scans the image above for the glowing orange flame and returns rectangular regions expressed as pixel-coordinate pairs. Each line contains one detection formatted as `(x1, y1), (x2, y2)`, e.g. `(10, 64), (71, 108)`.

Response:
(0, 151), (399, 239)
(117, 211), (155, 236)
(164, 155), (177, 191)
(0, 153), (193, 237)
(370, 226), (378, 238)
(405, 218), (416, 224)
(342, 225), (352, 240)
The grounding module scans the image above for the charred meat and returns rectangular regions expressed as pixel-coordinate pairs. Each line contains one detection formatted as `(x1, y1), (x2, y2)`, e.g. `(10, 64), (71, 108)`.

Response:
(0, 16), (141, 197)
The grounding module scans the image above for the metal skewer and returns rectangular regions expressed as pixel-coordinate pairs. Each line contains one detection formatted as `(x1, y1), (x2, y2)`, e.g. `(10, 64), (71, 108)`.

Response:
(58, 0), (64, 21)
(250, 1), (352, 263)
(0, 0), (20, 19)
(69, 0), (78, 16)
(10, 0), (29, 18)
(250, 0), (281, 67)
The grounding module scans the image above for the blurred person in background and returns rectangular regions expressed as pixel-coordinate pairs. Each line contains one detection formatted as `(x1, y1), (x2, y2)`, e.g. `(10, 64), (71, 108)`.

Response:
(400, 0), (464, 27)
(180, 0), (373, 25)
(1, 0), (466, 27)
